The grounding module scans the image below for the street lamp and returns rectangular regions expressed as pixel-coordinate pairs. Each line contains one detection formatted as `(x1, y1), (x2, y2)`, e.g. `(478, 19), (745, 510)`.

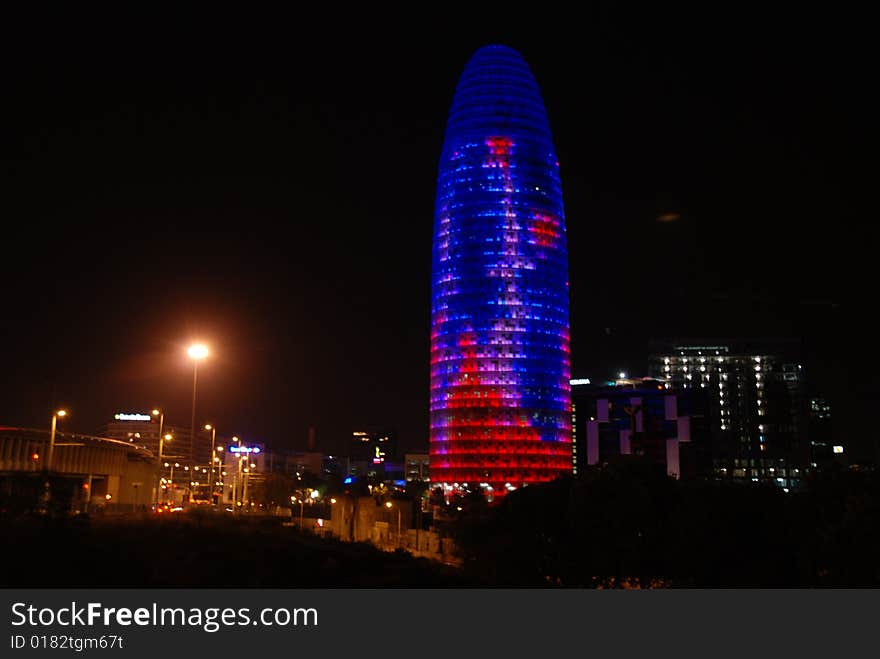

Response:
(164, 462), (180, 497)
(47, 409), (67, 471)
(231, 436), (243, 510)
(386, 500), (401, 547)
(292, 496), (304, 529)
(151, 408), (165, 451)
(205, 424), (217, 505)
(152, 408), (167, 509)
(186, 343), (209, 499)
(154, 433), (174, 507)
(215, 446), (225, 503)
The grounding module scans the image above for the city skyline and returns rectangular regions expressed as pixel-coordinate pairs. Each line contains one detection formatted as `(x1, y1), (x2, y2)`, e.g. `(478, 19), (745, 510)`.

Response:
(1, 8), (870, 460)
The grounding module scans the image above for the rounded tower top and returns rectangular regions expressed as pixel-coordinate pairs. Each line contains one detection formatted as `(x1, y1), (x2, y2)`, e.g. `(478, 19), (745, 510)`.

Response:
(443, 44), (552, 159)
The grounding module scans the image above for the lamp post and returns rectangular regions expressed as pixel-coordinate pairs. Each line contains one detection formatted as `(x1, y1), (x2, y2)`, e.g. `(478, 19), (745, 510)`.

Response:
(186, 343), (209, 500)
(151, 408), (165, 453)
(230, 436), (242, 511)
(47, 409), (67, 471)
(164, 462), (180, 501)
(386, 501), (401, 547)
(214, 445), (224, 506)
(152, 409), (167, 509)
(242, 461), (255, 511)
(292, 496), (304, 529)
(205, 424), (217, 505)
(155, 433), (173, 507)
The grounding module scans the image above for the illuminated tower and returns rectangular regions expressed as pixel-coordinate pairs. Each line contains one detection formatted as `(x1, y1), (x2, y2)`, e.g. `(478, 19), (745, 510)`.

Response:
(430, 45), (571, 497)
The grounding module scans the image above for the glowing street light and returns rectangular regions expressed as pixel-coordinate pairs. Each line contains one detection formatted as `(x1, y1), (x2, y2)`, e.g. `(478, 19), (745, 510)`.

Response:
(152, 408), (168, 509)
(186, 343), (209, 499)
(205, 424), (217, 505)
(187, 344), (209, 360)
(47, 409), (67, 471)
(385, 501), (401, 547)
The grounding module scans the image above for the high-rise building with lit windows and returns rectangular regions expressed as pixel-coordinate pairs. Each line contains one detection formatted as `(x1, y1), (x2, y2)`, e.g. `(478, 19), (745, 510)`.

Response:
(648, 339), (810, 488)
(429, 45), (572, 497)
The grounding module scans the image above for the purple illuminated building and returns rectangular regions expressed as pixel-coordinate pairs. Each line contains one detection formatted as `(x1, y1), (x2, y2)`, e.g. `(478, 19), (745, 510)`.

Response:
(429, 45), (572, 497)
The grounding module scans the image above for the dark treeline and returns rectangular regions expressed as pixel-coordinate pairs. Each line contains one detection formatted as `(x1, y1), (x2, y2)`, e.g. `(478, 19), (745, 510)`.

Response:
(453, 459), (880, 587)
(0, 516), (469, 587)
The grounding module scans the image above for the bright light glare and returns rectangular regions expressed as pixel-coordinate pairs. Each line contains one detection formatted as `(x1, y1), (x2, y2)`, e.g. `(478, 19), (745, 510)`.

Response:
(56, 410), (67, 417)
(187, 344), (209, 360)
(204, 424), (212, 430)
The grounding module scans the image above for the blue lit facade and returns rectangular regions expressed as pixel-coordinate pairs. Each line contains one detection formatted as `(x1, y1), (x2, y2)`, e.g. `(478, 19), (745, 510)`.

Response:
(430, 45), (571, 495)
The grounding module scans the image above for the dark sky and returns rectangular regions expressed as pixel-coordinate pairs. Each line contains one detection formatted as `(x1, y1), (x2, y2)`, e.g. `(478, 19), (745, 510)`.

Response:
(1, 6), (872, 459)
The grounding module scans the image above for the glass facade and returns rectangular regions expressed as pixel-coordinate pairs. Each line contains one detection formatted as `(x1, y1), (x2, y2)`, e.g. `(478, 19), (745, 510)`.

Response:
(430, 45), (571, 496)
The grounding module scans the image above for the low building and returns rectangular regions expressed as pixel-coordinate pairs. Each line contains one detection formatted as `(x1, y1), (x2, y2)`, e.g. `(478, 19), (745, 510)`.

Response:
(571, 377), (709, 479)
(405, 453), (430, 482)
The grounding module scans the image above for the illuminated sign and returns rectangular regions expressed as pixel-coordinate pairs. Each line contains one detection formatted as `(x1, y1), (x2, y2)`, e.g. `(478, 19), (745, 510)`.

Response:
(832, 445), (844, 454)
(114, 413), (152, 422)
(372, 446), (385, 464)
(229, 446), (261, 454)
(569, 379), (591, 386)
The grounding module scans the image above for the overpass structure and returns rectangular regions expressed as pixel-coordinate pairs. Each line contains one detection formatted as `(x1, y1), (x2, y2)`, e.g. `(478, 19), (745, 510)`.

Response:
(0, 426), (157, 513)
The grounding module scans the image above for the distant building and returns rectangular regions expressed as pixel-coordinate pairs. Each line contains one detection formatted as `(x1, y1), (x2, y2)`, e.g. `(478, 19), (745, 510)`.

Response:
(101, 413), (219, 473)
(264, 449), (322, 479)
(100, 412), (159, 454)
(648, 339), (810, 488)
(570, 377), (708, 479)
(322, 454), (346, 480)
(809, 396), (842, 468)
(218, 441), (266, 506)
(405, 453), (430, 482)
(351, 429), (398, 464)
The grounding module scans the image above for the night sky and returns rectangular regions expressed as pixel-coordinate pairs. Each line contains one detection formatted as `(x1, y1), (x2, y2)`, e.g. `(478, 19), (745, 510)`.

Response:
(2, 7), (872, 459)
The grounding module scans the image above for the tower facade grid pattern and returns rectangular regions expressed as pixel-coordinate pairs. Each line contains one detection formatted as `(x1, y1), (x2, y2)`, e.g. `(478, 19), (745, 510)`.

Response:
(430, 45), (572, 494)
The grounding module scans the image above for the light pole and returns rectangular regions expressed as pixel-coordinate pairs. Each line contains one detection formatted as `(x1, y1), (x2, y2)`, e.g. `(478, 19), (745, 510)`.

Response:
(151, 408), (165, 452)
(242, 461), (255, 511)
(164, 462), (180, 501)
(155, 433), (173, 507)
(386, 501), (401, 547)
(46, 409), (67, 471)
(152, 408), (167, 509)
(186, 343), (209, 500)
(214, 445), (224, 505)
(230, 436), (242, 511)
(292, 496), (304, 529)
(205, 424), (217, 505)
